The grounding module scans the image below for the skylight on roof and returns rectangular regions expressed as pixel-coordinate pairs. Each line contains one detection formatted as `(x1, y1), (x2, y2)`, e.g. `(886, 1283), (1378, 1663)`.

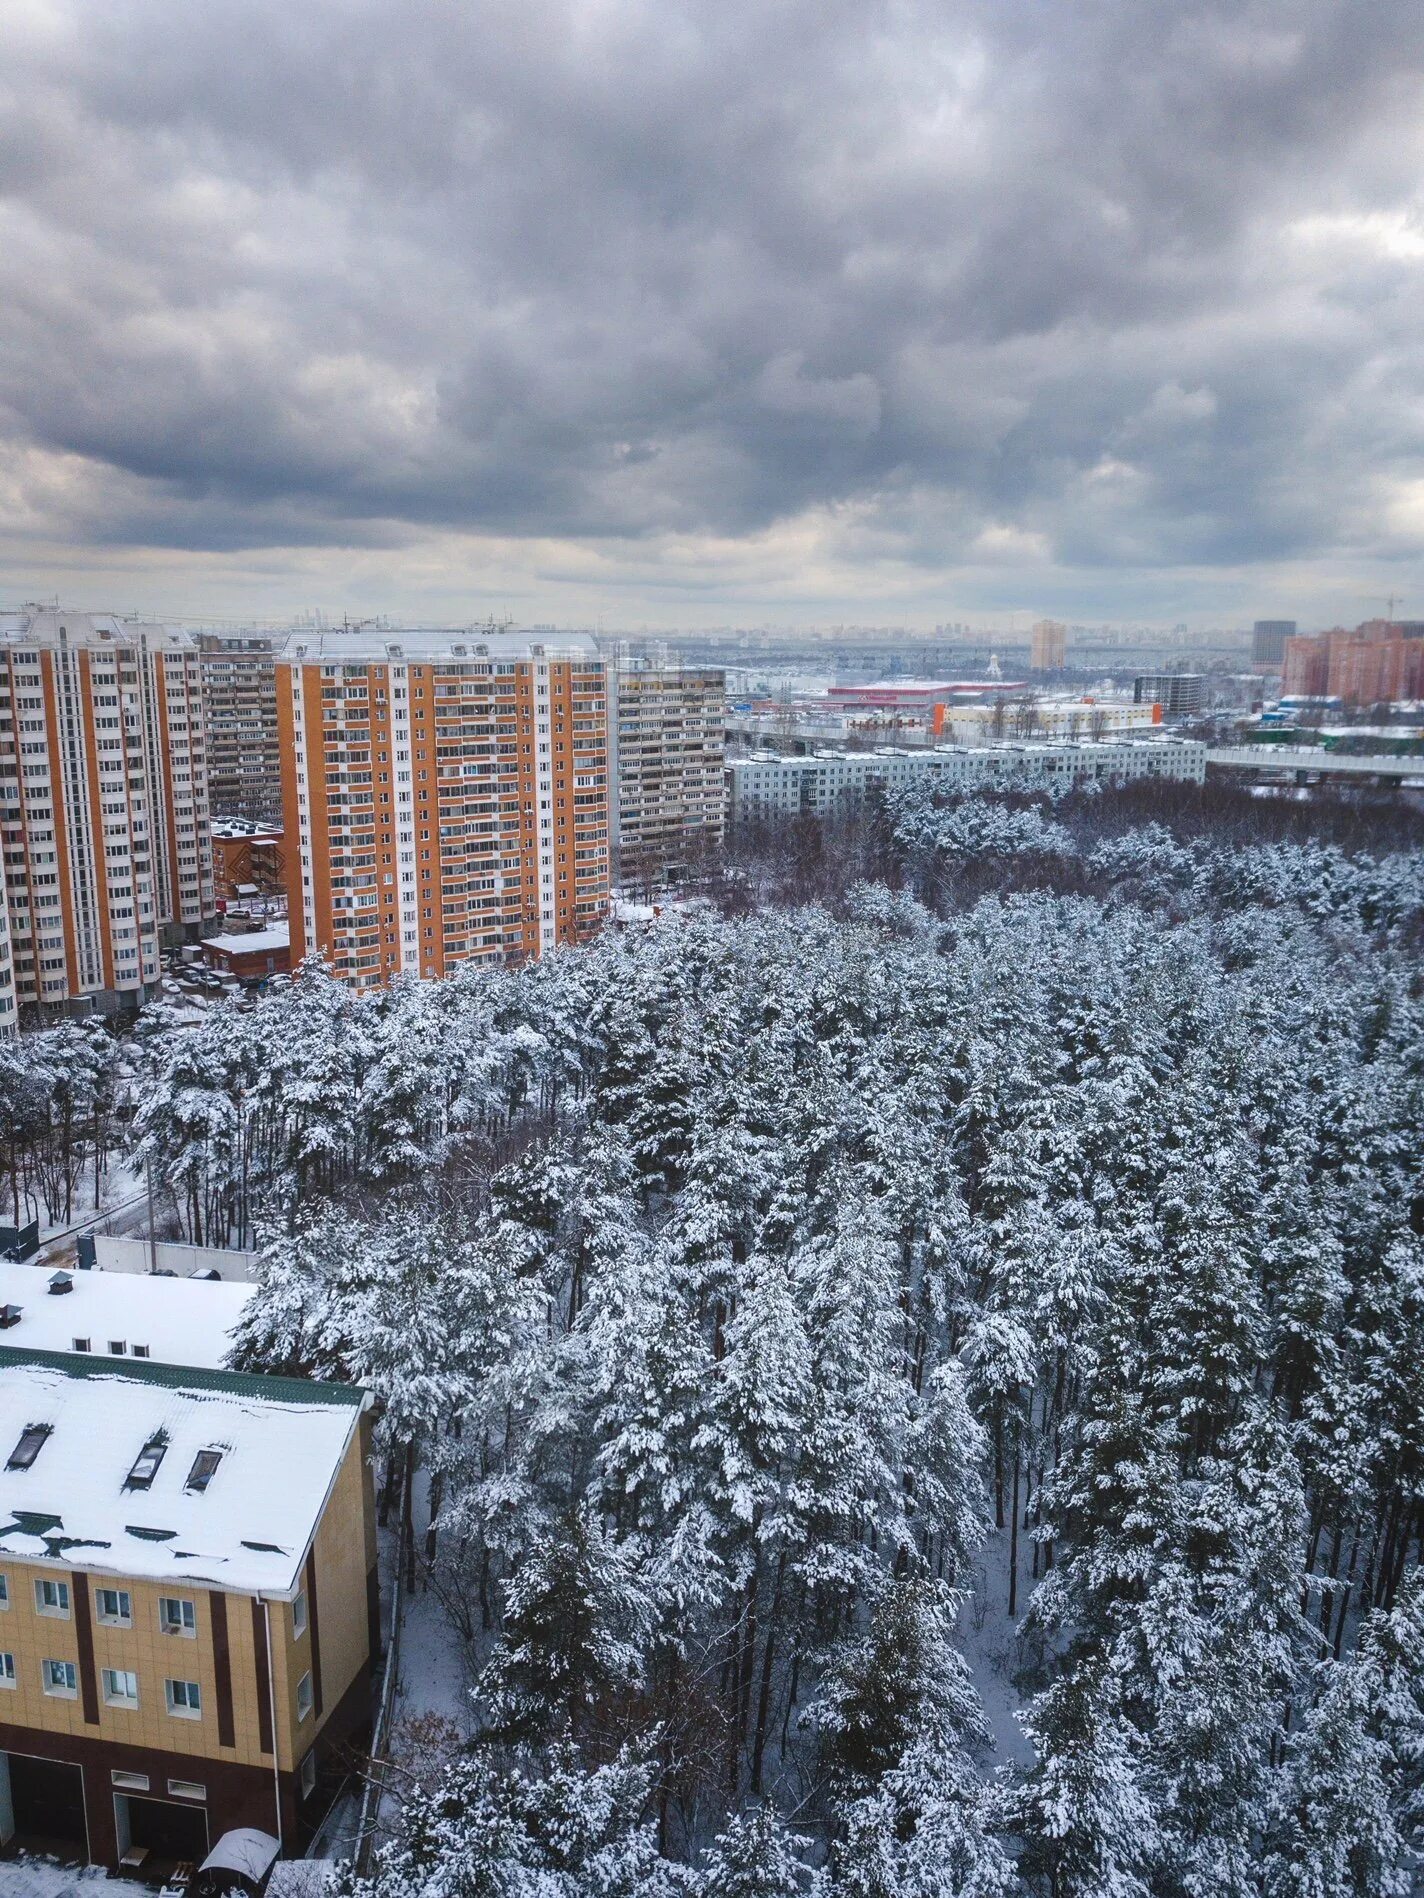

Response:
(124, 1436), (167, 1491)
(185, 1449), (223, 1494)
(7, 1424), (52, 1471)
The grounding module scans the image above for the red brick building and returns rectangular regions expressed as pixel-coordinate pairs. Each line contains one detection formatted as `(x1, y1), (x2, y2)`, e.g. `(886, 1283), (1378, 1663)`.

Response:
(210, 827), (286, 907)
(201, 925), (291, 982)
(1283, 622), (1424, 706)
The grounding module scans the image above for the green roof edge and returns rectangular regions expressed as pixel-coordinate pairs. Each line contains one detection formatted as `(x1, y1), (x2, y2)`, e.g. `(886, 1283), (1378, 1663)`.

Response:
(0, 1344), (365, 1408)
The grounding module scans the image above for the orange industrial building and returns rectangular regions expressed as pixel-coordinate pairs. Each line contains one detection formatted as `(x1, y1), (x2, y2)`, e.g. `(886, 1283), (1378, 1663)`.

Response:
(277, 630), (610, 989)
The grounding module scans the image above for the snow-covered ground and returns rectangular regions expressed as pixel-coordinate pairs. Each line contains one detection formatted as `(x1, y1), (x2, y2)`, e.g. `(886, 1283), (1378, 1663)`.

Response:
(360, 1468), (473, 1854)
(388, 1469), (473, 1735)
(0, 1856), (106, 1897)
(30, 1156), (147, 1253)
(958, 1529), (1035, 1769)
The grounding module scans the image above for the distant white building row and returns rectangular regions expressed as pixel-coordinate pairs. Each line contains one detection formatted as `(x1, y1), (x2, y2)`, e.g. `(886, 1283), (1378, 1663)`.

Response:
(726, 737), (1207, 821)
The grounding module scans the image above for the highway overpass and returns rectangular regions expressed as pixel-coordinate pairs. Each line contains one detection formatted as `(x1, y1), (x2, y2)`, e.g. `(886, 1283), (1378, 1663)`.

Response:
(1207, 746), (1424, 784)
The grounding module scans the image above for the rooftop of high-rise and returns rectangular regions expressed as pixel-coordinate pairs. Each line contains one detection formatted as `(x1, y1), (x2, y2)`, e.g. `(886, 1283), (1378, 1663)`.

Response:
(280, 626), (601, 664)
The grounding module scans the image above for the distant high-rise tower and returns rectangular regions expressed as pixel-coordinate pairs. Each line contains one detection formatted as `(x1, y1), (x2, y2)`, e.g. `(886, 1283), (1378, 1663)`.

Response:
(1030, 619), (1067, 670)
(1252, 620), (1295, 670)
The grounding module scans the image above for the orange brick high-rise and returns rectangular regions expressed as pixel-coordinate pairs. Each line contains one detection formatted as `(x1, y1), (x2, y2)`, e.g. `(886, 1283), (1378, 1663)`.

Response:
(278, 631), (610, 988)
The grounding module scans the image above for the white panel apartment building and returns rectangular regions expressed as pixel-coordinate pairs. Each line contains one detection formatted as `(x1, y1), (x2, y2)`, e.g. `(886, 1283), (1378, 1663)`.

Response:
(727, 738), (1208, 822)
(0, 610), (216, 1015)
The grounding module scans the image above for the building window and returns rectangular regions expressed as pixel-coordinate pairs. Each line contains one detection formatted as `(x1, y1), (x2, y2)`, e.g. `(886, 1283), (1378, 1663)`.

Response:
(168, 1779), (206, 1801)
(111, 1770), (150, 1791)
(165, 1678), (202, 1719)
(7, 1423), (51, 1470)
(72, 1337), (91, 1353)
(300, 1751), (317, 1799)
(0, 1572), (8, 1609)
(34, 1577), (70, 1617)
(103, 1667), (139, 1707)
(159, 1597), (197, 1637)
(185, 1448), (222, 1493)
(0, 1653), (13, 1687)
(292, 1590), (308, 1640)
(43, 1659), (78, 1698)
(96, 1586), (132, 1626)
(296, 1671), (313, 1721)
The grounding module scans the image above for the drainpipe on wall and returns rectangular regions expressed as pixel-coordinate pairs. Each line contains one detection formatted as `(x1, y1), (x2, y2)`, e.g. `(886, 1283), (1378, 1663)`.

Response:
(261, 1597), (284, 1851)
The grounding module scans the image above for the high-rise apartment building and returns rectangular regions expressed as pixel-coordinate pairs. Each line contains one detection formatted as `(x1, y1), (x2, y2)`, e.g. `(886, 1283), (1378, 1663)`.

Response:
(1281, 633), (1331, 699)
(1030, 619), (1067, 670)
(612, 664), (726, 892)
(1251, 619), (1295, 669)
(278, 630), (610, 989)
(0, 610), (216, 1015)
(1132, 673), (1205, 718)
(198, 633), (285, 824)
(1282, 622), (1424, 705)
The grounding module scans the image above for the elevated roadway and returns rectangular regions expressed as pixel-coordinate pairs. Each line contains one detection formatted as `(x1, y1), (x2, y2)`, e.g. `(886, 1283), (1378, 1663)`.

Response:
(1206, 745), (1424, 784)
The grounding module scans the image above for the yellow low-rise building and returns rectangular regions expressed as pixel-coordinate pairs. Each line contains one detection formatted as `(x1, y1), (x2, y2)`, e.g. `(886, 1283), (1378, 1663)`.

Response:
(0, 1346), (377, 1871)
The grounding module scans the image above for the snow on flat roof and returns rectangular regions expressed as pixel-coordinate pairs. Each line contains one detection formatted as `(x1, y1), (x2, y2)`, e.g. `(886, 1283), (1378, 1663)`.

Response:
(280, 627), (599, 663)
(205, 927), (289, 955)
(0, 1349), (366, 1596)
(0, 1262), (251, 1369)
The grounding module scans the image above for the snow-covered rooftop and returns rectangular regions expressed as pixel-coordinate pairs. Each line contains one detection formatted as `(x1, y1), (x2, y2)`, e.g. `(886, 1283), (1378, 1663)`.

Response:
(211, 818), (283, 839)
(0, 608), (196, 653)
(281, 627), (600, 664)
(205, 926), (290, 956)
(0, 1348), (367, 1597)
(0, 1262), (251, 1369)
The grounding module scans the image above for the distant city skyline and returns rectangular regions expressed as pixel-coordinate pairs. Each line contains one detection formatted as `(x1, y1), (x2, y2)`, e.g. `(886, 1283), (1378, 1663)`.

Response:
(3, 2), (1424, 627)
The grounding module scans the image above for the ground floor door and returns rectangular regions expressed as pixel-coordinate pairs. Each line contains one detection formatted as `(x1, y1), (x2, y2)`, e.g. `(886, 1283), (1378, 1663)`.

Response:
(4, 1752), (86, 1853)
(115, 1792), (209, 1864)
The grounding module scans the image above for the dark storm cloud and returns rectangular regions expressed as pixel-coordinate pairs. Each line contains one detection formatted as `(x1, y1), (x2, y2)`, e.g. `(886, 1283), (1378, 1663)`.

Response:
(3, 0), (1424, 585)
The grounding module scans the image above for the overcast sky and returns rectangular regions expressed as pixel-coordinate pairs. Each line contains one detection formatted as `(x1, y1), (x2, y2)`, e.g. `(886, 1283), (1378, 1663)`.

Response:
(3, 0), (1424, 628)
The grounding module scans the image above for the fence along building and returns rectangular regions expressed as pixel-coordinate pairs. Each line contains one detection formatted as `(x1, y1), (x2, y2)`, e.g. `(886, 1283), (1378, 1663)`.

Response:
(0, 1348), (377, 1869)
(279, 630), (610, 988)
(727, 738), (1208, 822)
(0, 609), (216, 1015)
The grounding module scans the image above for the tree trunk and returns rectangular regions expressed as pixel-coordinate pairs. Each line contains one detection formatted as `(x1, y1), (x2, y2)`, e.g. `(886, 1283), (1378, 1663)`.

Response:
(1009, 1423), (1022, 1617)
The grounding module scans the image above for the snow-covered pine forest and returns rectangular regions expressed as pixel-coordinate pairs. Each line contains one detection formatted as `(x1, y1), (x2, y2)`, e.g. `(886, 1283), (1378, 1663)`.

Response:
(83, 785), (1424, 1892)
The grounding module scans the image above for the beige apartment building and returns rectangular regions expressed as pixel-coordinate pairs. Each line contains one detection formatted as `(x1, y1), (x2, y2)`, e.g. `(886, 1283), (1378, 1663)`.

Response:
(278, 629), (611, 988)
(612, 664), (726, 893)
(0, 1347), (376, 1870)
(198, 633), (286, 826)
(0, 609), (216, 1017)
(1030, 619), (1068, 670)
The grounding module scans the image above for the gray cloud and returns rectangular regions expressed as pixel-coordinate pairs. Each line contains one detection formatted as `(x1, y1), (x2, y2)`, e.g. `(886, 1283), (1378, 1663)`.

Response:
(3, 0), (1424, 617)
